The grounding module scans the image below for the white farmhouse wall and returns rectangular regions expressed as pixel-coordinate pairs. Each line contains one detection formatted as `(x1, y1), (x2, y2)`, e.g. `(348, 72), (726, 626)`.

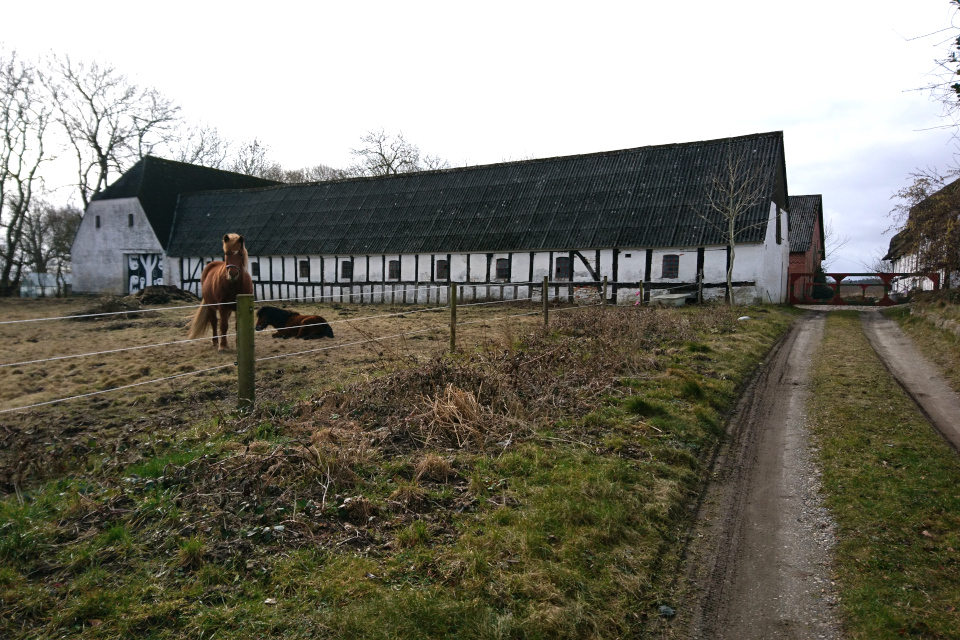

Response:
(175, 218), (789, 306)
(72, 198), (165, 295)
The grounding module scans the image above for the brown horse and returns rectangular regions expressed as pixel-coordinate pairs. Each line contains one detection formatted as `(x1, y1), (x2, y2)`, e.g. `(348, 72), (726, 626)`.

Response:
(187, 233), (254, 351)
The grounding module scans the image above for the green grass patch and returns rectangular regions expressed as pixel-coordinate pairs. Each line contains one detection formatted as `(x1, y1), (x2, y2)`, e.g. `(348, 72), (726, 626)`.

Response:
(126, 449), (204, 478)
(809, 312), (960, 639)
(0, 305), (799, 639)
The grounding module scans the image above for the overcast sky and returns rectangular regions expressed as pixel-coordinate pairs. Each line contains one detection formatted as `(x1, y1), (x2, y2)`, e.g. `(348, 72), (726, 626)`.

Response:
(3, 1), (958, 271)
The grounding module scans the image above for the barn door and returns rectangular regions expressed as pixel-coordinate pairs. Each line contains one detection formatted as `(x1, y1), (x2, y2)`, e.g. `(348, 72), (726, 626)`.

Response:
(126, 254), (164, 294)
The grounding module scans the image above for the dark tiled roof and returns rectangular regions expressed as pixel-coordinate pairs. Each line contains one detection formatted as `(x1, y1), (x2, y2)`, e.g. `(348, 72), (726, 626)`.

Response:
(787, 194), (823, 253)
(166, 131), (788, 257)
(92, 156), (280, 249)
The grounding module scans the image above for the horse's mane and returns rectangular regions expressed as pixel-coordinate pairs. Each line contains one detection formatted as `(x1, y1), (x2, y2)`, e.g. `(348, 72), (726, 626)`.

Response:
(223, 233), (248, 269)
(257, 306), (296, 325)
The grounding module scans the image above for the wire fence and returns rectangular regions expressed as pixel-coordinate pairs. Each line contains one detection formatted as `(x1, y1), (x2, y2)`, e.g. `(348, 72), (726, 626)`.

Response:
(2, 275), (711, 415)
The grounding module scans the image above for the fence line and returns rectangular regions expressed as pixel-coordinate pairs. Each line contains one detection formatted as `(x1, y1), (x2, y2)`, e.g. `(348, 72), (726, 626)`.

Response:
(2, 279), (682, 326)
(0, 280), (642, 414)
(0, 332), (242, 369)
(0, 297), (539, 369)
(0, 363), (235, 415)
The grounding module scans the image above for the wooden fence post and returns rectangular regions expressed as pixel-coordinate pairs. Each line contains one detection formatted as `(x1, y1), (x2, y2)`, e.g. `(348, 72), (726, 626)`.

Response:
(236, 294), (255, 413)
(543, 276), (549, 326)
(602, 276), (607, 307)
(449, 281), (457, 353)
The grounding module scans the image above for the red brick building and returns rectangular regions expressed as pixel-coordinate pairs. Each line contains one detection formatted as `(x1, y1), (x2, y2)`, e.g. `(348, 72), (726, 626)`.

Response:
(787, 195), (824, 301)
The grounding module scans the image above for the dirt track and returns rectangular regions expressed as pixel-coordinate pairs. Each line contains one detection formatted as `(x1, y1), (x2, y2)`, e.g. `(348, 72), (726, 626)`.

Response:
(680, 312), (842, 639)
(675, 308), (960, 638)
(861, 311), (960, 453)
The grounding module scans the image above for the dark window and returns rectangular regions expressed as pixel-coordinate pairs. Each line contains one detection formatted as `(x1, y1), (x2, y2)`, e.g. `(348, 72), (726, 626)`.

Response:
(95, 215), (100, 229)
(251, 262), (260, 277)
(299, 260), (310, 279)
(624, 253), (632, 258)
(662, 254), (680, 279)
(340, 260), (353, 279)
(388, 259), (400, 280)
(128, 213), (134, 227)
(436, 259), (449, 280)
(496, 258), (510, 280)
(776, 206), (782, 245)
(555, 256), (572, 280)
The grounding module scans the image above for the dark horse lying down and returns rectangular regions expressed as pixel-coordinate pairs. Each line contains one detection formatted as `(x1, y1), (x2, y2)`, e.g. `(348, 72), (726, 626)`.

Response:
(255, 306), (334, 339)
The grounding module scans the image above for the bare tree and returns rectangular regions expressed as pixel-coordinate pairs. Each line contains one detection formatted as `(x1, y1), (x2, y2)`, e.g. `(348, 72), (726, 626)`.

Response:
(281, 164), (352, 183)
(822, 219), (850, 270)
(174, 123), (230, 168)
(698, 150), (769, 305)
(349, 128), (449, 176)
(1, 49), (50, 296)
(21, 200), (81, 288)
(228, 138), (285, 180)
(889, 168), (960, 285)
(45, 55), (181, 207)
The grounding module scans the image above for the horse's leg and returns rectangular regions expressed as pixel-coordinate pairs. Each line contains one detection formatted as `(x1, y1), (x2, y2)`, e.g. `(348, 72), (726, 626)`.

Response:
(209, 306), (219, 347)
(219, 308), (231, 351)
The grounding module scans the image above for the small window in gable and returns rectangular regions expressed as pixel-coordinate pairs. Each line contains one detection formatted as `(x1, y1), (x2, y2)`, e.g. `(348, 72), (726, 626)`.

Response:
(662, 254), (679, 279)
(496, 258), (510, 280)
(436, 259), (449, 280)
(95, 215), (100, 229)
(388, 260), (400, 280)
(340, 260), (353, 280)
(251, 262), (260, 277)
(128, 213), (134, 227)
(776, 206), (782, 245)
(555, 256), (572, 280)
(299, 260), (310, 279)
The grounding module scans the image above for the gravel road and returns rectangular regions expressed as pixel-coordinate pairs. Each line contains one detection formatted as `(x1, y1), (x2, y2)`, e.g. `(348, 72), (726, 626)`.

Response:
(680, 312), (842, 639)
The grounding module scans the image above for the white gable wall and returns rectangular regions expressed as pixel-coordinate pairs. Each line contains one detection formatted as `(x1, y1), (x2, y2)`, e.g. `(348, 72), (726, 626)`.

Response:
(72, 198), (165, 295)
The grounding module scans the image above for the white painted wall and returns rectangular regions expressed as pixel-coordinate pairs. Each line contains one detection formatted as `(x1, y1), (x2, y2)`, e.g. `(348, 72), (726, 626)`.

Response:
(72, 198), (165, 295)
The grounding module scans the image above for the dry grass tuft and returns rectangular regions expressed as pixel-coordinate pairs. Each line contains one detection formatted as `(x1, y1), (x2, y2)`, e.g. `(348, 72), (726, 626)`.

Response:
(416, 384), (489, 449)
(415, 453), (456, 482)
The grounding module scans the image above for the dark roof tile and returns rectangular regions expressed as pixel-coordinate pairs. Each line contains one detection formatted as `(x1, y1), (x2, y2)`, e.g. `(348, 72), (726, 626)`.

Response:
(164, 132), (789, 257)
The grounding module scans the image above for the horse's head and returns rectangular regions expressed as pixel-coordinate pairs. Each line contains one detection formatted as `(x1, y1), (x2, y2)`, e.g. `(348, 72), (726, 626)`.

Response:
(255, 306), (285, 331)
(225, 263), (243, 283)
(223, 233), (248, 268)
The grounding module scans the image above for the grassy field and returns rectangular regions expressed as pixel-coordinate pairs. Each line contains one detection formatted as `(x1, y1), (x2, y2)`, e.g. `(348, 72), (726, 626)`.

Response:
(808, 311), (960, 639)
(0, 296), (797, 639)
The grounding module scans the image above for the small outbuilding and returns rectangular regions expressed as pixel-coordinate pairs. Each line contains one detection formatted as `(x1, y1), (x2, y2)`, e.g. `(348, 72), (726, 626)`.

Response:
(70, 157), (278, 295)
(786, 194), (824, 300)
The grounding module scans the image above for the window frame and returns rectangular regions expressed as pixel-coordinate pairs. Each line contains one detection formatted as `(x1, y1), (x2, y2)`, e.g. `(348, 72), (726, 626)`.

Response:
(251, 262), (260, 277)
(435, 259), (450, 281)
(95, 215), (100, 229)
(495, 258), (510, 281)
(554, 256), (572, 280)
(340, 259), (354, 280)
(299, 259), (310, 279)
(661, 254), (680, 279)
(388, 259), (401, 280)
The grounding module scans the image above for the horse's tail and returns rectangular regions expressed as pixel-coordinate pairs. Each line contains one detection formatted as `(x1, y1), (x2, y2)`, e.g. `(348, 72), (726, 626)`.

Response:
(187, 304), (214, 339)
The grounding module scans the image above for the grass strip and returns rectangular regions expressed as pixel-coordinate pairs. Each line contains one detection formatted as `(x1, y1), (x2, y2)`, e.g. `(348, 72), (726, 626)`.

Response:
(809, 311), (960, 639)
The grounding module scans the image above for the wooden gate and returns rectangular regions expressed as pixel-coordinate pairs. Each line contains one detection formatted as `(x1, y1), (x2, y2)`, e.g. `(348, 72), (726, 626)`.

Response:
(789, 272), (941, 306)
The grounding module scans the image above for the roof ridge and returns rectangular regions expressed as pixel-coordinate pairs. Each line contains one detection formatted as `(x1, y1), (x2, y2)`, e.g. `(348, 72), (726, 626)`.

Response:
(187, 130), (785, 196)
